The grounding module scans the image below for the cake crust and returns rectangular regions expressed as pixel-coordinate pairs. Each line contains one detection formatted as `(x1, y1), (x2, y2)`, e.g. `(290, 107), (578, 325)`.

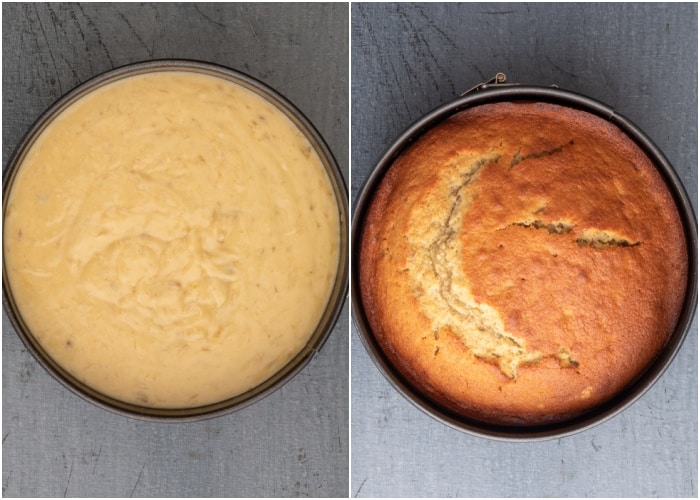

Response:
(359, 101), (688, 426)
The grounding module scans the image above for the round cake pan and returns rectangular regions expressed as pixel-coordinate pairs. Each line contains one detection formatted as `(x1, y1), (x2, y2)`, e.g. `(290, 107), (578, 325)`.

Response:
(3, 59), (349, 421)
(351, 81), (697, 441)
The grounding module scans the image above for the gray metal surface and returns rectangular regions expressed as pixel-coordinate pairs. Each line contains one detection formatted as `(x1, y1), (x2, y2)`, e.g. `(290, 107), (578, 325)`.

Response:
(2, 3), (348, 497)
(351, 3), (697, 498)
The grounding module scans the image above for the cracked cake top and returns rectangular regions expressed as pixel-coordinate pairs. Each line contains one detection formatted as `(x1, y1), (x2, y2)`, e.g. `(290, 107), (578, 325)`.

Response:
(358, 101), (688, 426)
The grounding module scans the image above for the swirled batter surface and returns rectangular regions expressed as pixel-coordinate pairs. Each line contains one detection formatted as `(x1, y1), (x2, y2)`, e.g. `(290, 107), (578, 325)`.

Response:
(4, 71), (340, 408)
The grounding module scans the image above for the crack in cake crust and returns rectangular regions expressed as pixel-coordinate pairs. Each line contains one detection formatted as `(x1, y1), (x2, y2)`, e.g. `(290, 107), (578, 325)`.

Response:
(576, 229), (641, 248)
(408, 154), (544, 379)
(406, 150), (646, 379)
(511, 220), (641, 248)
(509, 139), (575, 168)
(512, 219), (574, 234)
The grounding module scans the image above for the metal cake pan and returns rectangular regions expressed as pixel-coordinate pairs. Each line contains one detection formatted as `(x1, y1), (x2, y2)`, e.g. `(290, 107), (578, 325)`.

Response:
(3, 59), (349, 421)
(351, 77), (697, 441)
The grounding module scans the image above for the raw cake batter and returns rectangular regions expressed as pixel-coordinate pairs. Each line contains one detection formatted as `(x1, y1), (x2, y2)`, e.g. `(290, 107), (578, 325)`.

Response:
(4, 71), (341, 409)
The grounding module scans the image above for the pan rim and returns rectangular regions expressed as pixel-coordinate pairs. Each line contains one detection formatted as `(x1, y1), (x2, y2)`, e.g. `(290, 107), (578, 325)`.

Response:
(3, 58), (349, 422)
(350, 84), (697, 441)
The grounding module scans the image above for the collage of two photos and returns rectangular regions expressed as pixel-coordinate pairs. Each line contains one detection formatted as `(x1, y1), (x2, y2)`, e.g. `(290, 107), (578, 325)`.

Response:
(2, 2), (697, 498)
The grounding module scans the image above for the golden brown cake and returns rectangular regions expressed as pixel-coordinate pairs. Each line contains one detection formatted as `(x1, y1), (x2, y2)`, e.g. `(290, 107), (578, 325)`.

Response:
(359, 101), (688, 426)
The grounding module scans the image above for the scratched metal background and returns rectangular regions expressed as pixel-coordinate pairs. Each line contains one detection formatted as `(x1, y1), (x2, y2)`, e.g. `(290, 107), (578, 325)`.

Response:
(2, 3), (348, 497)
(351, 3), (697, 498)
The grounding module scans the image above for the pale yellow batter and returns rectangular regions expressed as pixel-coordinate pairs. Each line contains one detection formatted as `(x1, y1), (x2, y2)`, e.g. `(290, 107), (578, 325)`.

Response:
(4, 71), (341, 409)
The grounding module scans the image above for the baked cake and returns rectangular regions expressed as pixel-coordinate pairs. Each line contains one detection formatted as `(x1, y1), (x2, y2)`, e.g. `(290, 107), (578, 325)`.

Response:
(4, 71), (341, 409)
(359, 101), (688, 426)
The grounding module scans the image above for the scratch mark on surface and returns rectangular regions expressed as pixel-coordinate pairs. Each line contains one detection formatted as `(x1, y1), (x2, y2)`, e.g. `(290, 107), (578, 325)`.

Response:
(690, 474), (695, 497)
(354, 477), (368, 497)
(3, 470), (12, 495)
(130, 462), (146, 498)
(469, 63), (487, 81)
(248, 20), (260, 40)
(481, 10), (516, 15)
(598, 70), (614, 97)
(114, 9), (153, 57)
(33, 3), (64, 94)
(413, 21), (455, 95)
(60, 54), (81, 84)
(46, 4), (63, 39)
(66, 5), (87, 43)
(92, 445), (103, 474)
(26, 4), (45, 58)
(414, 5), (459, 50)
(2, 432), (9, 444)
(545, 56), (577, 79)
(63, 459), (74, 497)
(76, 3), (115, 67)
(65, 4), (94, 74)
(194, 4), (226, 28)
(396, 10), (436, 95)
(149, 4), (161, 56)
